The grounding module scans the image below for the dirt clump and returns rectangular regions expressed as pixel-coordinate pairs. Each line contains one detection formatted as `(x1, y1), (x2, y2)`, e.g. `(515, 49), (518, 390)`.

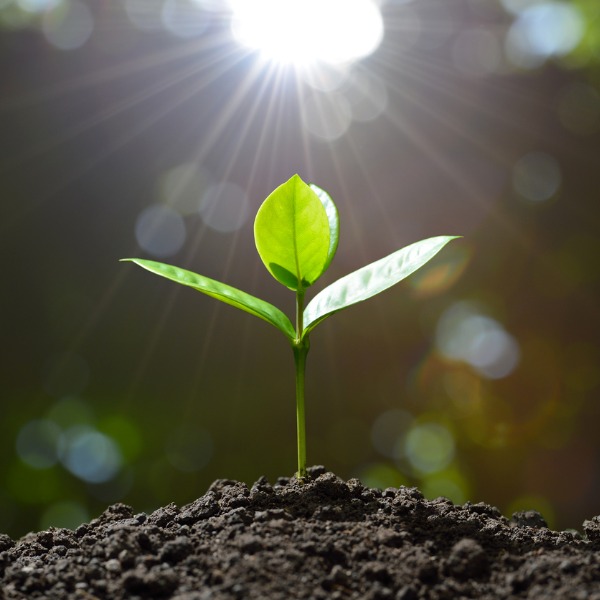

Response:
(1, 466), (599, 599)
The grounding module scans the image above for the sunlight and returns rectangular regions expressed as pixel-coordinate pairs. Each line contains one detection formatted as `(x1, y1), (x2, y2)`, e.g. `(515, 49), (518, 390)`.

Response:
(228, 0), (384, 67)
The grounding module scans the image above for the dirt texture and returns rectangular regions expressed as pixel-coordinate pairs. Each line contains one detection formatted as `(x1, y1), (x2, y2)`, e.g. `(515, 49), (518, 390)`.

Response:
(1, 466), (599, 599)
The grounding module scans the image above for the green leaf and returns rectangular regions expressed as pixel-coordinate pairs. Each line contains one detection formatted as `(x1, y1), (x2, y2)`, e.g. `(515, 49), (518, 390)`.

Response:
(254, 174), (331, 291)
(302, 235), (461, 336)
(121, 258), (295, 342)
(310, 183), (339, 276)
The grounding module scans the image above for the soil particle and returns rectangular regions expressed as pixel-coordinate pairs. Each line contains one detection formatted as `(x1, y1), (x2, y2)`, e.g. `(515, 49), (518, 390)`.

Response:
(1, 466), (599, 599)
(444, 538), (489, 580)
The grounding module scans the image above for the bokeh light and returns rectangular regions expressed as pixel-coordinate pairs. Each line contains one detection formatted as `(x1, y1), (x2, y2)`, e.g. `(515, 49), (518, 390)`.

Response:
(134, 204), (186, 257)
(42, 0), (94, 50)
(47, 396), (94, 428)
(420, 466), (470, 505)
(16, 420), (62, 469)
(99, 415), (143, 463)
(512, 151), (561, 203)
(162, 0), (211, 38)
(404, 421), (455, 475)
(342, 70), (388, 122)
(160, 163), (213, 215)
(60, 426), (123, 484)
(200, 181), (249, 233)
(125, 0), (164, 31)
(17, 0), (59, 12)
(13, 396), (132, 508)
(436, 302), (521, 379)
(407, 244), (472, 299)
(357, 463), (408, 490)
(505, 2), (585, 69)
(370, 409), (413, 459)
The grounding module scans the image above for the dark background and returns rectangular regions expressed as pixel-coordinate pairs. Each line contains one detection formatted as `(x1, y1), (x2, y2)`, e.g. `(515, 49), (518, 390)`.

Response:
(2, 0), (599, 537)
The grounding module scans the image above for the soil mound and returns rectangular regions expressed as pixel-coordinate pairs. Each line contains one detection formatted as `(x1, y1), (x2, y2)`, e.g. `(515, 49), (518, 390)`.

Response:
(1, 466), (599, 599)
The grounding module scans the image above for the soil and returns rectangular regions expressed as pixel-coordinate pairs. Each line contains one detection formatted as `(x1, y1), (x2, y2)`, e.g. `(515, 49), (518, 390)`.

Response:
(1, 466), (599, 599)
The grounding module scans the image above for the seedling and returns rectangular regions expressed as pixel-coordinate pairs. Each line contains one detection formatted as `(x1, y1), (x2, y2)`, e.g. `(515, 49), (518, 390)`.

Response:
(122, 175), (459, 478)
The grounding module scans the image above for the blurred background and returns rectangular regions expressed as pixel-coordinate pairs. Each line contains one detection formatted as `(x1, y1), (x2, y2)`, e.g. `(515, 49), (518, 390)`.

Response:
(2, 0), (599, 537)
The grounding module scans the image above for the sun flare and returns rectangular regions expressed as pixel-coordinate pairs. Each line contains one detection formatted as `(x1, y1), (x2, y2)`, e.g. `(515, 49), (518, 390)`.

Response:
(228, 0), (384, 68)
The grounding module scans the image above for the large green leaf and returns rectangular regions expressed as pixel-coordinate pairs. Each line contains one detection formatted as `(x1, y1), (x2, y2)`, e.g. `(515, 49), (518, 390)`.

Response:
(302, 236), (461, 337)
(310, 183), (339, 276)
(122, 258), (295, 341)
(254, 174), (331, 291)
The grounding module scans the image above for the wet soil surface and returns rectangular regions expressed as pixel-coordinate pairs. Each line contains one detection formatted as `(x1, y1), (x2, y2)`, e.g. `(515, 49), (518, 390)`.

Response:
(1, 466), (599, 599)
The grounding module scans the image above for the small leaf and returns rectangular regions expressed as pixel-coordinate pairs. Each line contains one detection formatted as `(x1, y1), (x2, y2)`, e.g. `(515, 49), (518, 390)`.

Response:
(254, 174), (331, 291)
(310, 183), (339, 275)
(303, 236), (461, 336)
(122, 259), (295, 341)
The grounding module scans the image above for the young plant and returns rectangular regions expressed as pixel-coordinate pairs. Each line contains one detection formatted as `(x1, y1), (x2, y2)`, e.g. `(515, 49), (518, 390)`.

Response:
(122, 175), (459, 478)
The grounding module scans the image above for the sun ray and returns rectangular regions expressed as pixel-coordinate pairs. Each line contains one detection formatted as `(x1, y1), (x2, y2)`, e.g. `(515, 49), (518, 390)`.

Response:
(0, 34), (223, 111)
(176, 65), (300, 411)
(2, 32), (249, 170)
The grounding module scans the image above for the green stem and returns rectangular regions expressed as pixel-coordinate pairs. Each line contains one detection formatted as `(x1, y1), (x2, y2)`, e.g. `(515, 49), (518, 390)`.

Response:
(293, 289), (309, 479)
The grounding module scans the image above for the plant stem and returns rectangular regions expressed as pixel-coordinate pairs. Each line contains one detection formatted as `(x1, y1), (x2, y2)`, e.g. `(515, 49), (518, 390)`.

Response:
(293, 289), (309, 479)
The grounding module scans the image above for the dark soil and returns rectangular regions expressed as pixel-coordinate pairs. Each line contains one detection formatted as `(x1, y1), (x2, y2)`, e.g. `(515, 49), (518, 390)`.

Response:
(1, 466), (599, 599)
